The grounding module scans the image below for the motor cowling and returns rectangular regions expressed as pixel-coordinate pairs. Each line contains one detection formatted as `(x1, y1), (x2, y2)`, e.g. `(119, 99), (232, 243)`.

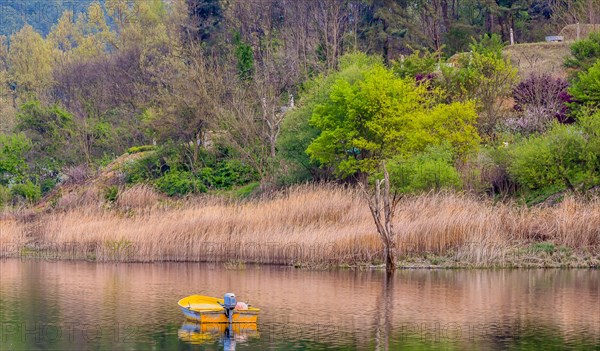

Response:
(224, 293), (237, 310)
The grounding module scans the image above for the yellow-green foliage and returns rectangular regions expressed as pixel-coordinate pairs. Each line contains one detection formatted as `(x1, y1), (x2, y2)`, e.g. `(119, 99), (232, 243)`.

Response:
(306, 56), (480, 177)
(440, 34), (518, 136)
(8, 25), (53, 95)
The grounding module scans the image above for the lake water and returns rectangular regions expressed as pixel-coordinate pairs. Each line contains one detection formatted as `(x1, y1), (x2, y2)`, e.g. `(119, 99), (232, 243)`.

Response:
(0, 259), (598, 350)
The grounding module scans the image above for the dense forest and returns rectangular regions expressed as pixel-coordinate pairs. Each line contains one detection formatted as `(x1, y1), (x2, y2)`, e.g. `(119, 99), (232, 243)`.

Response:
(1, 0), (600, 207)
(0, 1), (96, 36)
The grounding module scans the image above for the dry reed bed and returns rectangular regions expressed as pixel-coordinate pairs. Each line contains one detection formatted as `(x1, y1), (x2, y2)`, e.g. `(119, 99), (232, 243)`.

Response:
(1, 184), (599, 265)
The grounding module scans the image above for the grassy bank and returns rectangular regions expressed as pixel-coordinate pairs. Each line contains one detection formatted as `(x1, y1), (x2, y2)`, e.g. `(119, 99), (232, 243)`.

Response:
(1, 184), (599, 268)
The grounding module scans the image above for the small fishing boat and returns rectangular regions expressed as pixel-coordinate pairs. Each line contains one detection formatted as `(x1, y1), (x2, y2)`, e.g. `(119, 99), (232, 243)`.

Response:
(178, 293), (259, 323)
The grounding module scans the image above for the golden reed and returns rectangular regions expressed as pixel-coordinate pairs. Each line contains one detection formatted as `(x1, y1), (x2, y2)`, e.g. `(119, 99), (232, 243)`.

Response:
(1, 184), (599, 266)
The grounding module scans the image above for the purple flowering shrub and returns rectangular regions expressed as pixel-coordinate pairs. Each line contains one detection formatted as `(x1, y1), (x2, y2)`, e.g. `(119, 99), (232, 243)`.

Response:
(507, 74), (573, 134)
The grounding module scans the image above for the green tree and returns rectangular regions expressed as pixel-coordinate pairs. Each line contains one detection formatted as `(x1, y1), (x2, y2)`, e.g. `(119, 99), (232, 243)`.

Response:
(305, 55), (480, 272)
(565, 31), (600, 76)
(0, 35), (16, 133)
(306, 64), (479, 177)
(48, 11), (79, 55)
(440, 34), (518, 137)
(569, 60), (600, 109)
(8, 24), (53, 97)
(73, 2), (117, 57)
(186, 0), (223, 43)
(16, 101), (76, 169)
(578, 110), (600, 175)
(278, 52), (383, 182)
(234, 32), (254, 82)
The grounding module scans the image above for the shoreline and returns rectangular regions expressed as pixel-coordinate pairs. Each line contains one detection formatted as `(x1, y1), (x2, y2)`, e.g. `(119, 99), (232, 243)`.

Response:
(0, 246), (600, 271)
(1, 254), (599, 269)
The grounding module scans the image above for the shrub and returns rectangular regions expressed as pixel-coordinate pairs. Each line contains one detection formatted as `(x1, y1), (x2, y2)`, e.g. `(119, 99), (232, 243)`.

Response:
(10, 180), (41, 203)
(481, 145), (519, 195)
(104, 185), (119, 203)
(215, 160), (257, 188)
(509, 74), (572, 134)
(387, 146), (462, 194)
(233, 182), (260, 198)
(565, 31), (600, 74)
(197, 160), (258, 190)
(508, 123), (595, 191)
(40, 177), (58, 195)
(577, 110), (600, 172)
(154, 170), (206, 196)
(123, 152), (165, 184)
(98, 153), (116, 168)
(530, 242), (556, 254)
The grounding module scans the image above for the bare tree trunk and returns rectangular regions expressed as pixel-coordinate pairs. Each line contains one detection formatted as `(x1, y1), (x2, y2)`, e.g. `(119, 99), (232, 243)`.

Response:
(260, 97), (284, 159)
(360, 163), (399, 274)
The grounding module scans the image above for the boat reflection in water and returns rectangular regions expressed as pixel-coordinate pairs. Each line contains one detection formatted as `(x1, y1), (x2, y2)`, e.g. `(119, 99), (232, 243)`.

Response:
(178, 322), (259, 350)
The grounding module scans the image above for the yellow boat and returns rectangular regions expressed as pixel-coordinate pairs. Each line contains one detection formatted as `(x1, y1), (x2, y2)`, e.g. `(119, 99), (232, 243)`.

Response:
(178, 293), (259, 323)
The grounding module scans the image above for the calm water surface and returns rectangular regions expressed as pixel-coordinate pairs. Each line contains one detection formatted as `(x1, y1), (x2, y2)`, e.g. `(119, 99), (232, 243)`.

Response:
(0, 259), (598, 350)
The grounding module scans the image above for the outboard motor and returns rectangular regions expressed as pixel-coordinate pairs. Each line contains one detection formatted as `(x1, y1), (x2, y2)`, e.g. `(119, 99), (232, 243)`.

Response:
(223, 293), (237, 324)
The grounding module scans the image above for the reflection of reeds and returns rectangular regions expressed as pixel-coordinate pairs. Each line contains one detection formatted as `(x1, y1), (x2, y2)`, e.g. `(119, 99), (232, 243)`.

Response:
(0, 185), (599, 265)
(1, 260), (598, 347)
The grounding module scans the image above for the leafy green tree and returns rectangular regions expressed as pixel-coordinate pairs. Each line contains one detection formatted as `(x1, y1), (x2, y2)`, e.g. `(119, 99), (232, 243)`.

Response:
(16, 101), (76, 169)
(234, 32), (254, 82)
(0, 35), (16, 134)
(0, 184), (9, 207)
(306, 63), (479, 178)
(305, 54), (479, 273)
(440, 34), (518, 137)
(8, 24), (53, 97)
(10, 179), (41, 204)
(576, 110), (600, 176)
(155, 169), (206, 196)
(278, 52), (383, 182)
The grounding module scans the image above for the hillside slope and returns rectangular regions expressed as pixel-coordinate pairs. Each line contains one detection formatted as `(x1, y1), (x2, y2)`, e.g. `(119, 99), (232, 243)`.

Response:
(35, 151), (156, 212)
(504, 42), (571, 78)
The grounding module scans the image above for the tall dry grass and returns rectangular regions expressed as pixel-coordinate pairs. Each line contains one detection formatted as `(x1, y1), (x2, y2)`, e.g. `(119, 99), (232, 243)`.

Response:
(1, 184), (599, 266)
